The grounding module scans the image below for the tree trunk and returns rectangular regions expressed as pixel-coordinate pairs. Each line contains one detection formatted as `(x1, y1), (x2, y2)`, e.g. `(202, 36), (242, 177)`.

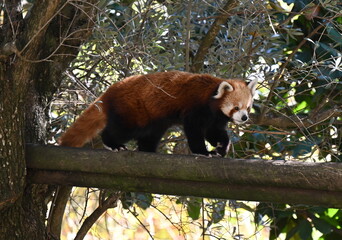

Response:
(0, 1), (97, 239)
(0, 61), (29, 237)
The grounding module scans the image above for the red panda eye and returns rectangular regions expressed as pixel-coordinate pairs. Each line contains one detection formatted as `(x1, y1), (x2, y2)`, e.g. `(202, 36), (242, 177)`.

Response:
(234, 106), (239, 111)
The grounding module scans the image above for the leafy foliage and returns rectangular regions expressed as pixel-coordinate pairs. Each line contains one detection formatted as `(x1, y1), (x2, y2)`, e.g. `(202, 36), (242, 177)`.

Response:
(49, 0), (341, 239)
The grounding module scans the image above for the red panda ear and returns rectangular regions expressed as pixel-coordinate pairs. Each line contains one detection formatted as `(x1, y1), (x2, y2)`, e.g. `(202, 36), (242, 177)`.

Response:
(213, 82), (233, 99)
(248, 79), (258, 95)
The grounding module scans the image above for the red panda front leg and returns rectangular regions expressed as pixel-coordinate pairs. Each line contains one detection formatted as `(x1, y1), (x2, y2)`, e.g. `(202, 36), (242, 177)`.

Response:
(205, 127), (230, 157)
(183, 118), (210, 156)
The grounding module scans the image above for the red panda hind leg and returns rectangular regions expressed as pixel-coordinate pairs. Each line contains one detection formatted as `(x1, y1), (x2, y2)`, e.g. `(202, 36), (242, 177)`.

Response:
(101, 113), (171, 152)
(101, 128), (128, 151)
(136, 123), (170, 152)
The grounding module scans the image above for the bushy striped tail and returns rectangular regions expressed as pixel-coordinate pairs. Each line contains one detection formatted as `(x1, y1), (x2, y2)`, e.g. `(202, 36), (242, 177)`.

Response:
(59, 101), (107, 147)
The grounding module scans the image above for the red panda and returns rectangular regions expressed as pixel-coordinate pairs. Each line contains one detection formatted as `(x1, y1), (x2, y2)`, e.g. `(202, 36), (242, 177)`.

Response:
(59, 71), (257, 156)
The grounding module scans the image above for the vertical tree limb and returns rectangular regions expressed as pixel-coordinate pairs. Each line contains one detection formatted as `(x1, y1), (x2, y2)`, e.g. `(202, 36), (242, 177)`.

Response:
(47, 186), (73, 240)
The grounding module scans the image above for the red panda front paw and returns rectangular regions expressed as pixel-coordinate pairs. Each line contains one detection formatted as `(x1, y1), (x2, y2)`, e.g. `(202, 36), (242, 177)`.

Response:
(116, 146), (127, 151)
(193, 151), (222, 158)
(193, 152), (213, 158)
(215, 148), (227, 157)
(216, 142), (230, 157)
(209, 150), (223, 158)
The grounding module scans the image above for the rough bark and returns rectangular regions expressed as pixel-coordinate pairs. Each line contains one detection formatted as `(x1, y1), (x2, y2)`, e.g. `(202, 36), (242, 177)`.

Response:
(26, 144), (342, 208)
(0, 1), (97, 239)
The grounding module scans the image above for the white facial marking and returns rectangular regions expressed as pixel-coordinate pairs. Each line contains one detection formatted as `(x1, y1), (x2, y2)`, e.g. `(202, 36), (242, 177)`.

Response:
(221, 103), (233, 117)
(232, 109), (249, 124)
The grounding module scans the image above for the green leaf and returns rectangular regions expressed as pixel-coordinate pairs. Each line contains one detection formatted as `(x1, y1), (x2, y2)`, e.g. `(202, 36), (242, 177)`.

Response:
(270, 218), (289, 240)
(298, 219), (312, 240)
(326, 23), (342, 46)
(285, 220), (300, 240)
(336, 16), (342, 24)
(318, 209), (341, 228)
(121, 192), (134, 209)
(292, 140), (313, 158)
(318, 42), (340, 57)
(312, 217), (333, 235)
(187, 198), (202, 220)
(121, 192), (153, 210)
(285, 219), (312, 240)
(293, 100), (308, 114)
(255, 202), (270, 224)
(135, 193), (153, 210)
(325, 208), (339, 218)
(211, 200), (226, 224)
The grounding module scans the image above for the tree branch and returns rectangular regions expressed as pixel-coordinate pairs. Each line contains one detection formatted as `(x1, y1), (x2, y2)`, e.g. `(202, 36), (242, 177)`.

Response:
(258, 13), (340, 123)
(1, 0), (23, 44)
(185, 0), (192, 72)
(190, 0), (238, 73)
(46, 186), (73, 240)
(74, 193), (119, 240)
(20, 0), (63, 57)
(251, 107), (342, 128)
(26, 144), (342, 208)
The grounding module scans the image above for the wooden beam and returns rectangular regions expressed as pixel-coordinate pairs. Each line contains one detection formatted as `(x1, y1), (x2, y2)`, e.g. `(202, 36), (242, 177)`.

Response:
(26, 144), (342, 208)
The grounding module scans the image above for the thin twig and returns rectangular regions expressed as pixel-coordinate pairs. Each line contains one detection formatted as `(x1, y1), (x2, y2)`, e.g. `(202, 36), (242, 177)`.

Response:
(185, 0), (192, 72)
(190, 0), (238, 73)
(240, 129), (295, 135)
(128, 207), (155, 239)
(258, 13), (340, 123)
(74, 194), (119, 240)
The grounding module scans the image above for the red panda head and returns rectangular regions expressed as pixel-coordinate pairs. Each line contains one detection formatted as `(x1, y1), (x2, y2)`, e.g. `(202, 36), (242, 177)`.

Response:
(213, 79), (257, 124)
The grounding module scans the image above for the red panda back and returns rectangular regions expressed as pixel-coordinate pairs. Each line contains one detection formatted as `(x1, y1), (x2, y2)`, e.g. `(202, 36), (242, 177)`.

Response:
(100, 71), (222, 127)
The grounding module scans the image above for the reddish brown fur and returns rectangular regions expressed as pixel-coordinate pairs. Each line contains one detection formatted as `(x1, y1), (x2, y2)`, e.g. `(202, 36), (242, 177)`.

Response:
(59, 101), (107, 147)
(59, 71), (247, 147)
(100, 71), (226, 127)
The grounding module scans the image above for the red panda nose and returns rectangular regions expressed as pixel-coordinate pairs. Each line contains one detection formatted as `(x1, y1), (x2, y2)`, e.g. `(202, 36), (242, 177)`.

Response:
(241, 115), (248, 121)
